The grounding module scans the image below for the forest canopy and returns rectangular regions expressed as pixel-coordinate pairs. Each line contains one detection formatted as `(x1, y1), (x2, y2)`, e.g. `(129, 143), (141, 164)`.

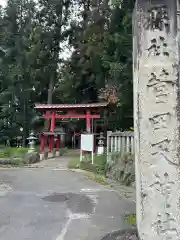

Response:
(0, 0), (135, 143)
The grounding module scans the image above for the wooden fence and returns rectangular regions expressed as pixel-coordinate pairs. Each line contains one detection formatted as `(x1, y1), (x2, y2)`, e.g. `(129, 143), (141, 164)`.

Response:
(107, 131), (134, 156)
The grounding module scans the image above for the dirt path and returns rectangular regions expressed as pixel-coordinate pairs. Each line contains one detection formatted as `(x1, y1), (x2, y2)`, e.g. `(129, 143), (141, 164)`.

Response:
(34, 150), (80, 169)
(33, 155), (71, 169)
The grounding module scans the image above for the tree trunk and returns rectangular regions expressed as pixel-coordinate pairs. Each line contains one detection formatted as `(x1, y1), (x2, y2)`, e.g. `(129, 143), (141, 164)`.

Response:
(44, 2), (63, 131)
(44, 74), (54, 130)
(23, 97), (28, 147)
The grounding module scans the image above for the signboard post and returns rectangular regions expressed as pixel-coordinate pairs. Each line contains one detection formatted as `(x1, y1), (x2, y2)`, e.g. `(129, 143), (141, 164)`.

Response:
(80, 134), (94, 164)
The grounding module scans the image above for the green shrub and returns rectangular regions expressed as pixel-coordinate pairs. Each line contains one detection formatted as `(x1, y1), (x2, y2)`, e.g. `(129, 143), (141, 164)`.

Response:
(94, 155), (107, 165)
(105, 152), (135, 186)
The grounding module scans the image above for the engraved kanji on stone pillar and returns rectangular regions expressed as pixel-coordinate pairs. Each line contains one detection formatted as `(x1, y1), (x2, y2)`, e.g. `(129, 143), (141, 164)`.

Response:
(133, 0), (180, 239)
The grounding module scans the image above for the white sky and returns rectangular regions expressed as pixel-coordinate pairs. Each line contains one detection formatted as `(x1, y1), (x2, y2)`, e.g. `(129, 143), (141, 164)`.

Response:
(0, 0), (6, 7)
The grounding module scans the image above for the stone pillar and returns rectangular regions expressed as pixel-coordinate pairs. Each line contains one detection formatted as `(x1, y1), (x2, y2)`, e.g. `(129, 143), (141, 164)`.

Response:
(133, 0), (180, 239)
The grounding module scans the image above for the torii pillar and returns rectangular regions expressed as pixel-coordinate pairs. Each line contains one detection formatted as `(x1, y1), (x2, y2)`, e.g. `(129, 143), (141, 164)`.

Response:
(133, 0), (180, 239)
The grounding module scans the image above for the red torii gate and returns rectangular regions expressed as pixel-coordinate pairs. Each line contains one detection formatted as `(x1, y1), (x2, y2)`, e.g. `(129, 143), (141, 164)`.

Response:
(35, 102), (108, 153)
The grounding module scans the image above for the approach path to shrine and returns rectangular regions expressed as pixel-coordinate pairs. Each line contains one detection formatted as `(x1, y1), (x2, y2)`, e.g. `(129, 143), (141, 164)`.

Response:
(0, 161), (135, 240)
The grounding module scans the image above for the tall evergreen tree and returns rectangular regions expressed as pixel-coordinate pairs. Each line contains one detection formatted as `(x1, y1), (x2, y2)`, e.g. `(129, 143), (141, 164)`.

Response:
(0, 0), (135, 142)
(58, 0), (135, 130)
(0, 0), (36, 144)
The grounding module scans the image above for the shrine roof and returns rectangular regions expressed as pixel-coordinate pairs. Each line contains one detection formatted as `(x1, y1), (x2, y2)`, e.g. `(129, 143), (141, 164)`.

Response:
(35, 102), (108, 110)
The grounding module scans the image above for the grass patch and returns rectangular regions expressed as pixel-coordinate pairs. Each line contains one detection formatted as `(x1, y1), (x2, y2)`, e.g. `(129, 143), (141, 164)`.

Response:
(68, 157), (80, 169)
(68, 154), (108, 185)
(59, 147), (68, 156)
(82, 154), (106, 165)
(80, 161), (98, 172)
(0, 147), (29, 158)
(124, 214), (136, 226)
(87, 174), (108, 185)
(0, 147), (30, 167)
(68, 154), (107, 174)
(12, 148), (29, 157)
(81, 154), (107, 174)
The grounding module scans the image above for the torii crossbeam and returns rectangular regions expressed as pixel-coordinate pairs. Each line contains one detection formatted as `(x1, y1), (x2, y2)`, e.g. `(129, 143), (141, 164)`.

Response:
(35, 102), (108, 152)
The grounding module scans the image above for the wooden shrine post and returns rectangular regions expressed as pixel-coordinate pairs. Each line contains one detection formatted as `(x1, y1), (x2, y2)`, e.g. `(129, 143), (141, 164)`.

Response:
(86, 110), (91, 132)
(50, 112), (56, 132)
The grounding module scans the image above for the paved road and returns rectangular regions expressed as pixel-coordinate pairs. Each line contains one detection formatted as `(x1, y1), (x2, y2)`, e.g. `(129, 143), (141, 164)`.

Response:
(35, 155), (73, 170)
(0, 168), (135, 240)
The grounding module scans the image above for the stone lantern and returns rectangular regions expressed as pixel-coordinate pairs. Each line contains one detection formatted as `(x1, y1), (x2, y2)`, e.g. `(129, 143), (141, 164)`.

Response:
(97, 132), (105, 155)
(27, 132), (37, 153)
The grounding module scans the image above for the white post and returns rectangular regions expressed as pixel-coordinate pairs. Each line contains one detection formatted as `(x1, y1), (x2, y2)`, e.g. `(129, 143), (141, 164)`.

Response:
(80, 149), (83, 162)
(107, 131), (112, 162)
(130, 136), (134, 154)
(115, 136), (117, 152)
(126, 135), (130, 153)
(121, 136), (125, 155)
(133, 0), (180, 239)
(117, 136), (120, 152)
(119, 136), (122, 154)
(91, 150), (94, 165)
(110, 136), (113, 153)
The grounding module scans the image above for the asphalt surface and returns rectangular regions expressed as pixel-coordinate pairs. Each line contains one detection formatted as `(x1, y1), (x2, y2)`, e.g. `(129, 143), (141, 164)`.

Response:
(0, 168), (135, 240)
